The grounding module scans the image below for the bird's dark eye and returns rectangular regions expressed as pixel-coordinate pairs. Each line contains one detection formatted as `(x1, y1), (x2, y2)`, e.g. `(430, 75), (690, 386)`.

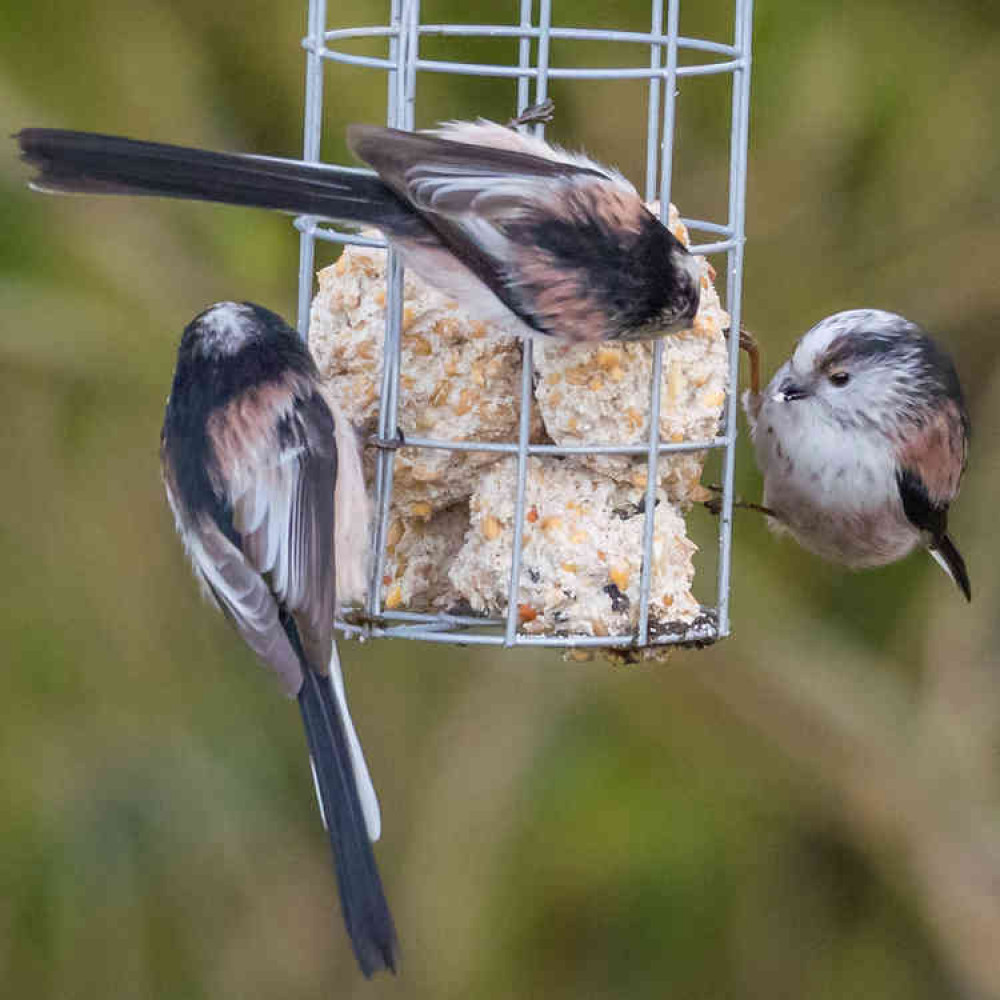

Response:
(828, 371), (850, 387)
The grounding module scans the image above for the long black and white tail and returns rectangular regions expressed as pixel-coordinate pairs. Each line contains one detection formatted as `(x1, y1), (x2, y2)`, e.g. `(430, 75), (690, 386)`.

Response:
(15, 128), (422, 235)
(298, 667), (398, 976)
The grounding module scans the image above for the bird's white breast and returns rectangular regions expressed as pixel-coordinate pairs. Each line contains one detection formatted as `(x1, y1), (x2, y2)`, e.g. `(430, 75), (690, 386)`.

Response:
(752, 393), (920, 568)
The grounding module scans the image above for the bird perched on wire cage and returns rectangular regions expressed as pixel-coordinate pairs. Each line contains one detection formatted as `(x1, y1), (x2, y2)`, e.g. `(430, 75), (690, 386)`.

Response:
(16, 118), (703, 344)
(160, 301), (398, 976)
(743, 309), (971, 600)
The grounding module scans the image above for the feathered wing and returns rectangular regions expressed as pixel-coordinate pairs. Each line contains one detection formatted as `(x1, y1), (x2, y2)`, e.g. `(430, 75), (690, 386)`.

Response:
(184, 518), (305, 695)
(228, 391), (338, 672)
(896, 399), (971, 601)
(348, 125), (695, 342)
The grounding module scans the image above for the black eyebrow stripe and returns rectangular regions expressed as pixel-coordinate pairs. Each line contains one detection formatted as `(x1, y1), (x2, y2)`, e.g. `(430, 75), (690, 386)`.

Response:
(820, 332), (900, 368)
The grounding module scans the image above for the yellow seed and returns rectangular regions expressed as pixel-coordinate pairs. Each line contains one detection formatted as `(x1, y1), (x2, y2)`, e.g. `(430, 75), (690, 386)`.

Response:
(547, 390), (563, 406)
(596, 549), (607, 562)
(596, 347), (619, 370)
(400, 375), (415, 390)
(540, 515), (562, 533)
(374, 289), (386, 307)
(588, 377), (605, 392)
(402, 307), (417, 332)
(670, 431), (685, 443)
(561, 562), (579, 573)
(454, 388), (475, 415)
(701, 390), (726, 409)
(410, 502), (432, 519)
(411, 464), (442, 482)
(592, 621), (609, 637)
(608, 365), (626, 383)
(570, 531), (587, 545)
(661, 594), (674, 608)
(386, 519), (404, 549)
(482, 515), (503, 540)
(430, 380), (451, 406)
(385, 585), (403, 609)
(567, 417), (579, 433)
(544, 372), (562, 385)
(564, 367), (591, 386)
(667, 364), (683, 403)
(626, 407), (642, 431)
(409, 334), (432, 355)
(610, 567), (630, 591)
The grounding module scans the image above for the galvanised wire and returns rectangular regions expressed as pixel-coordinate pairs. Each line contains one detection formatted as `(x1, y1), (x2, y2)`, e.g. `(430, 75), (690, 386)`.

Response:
(296, 0), (755, 651)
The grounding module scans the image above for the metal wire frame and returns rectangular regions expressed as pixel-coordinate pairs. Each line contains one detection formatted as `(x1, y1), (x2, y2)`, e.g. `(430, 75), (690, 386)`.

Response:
(295, 0), (755, 651)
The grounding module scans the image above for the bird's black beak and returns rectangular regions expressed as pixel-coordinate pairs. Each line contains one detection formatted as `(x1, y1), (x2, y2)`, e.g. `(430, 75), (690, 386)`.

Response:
(777, 379), (808, 402)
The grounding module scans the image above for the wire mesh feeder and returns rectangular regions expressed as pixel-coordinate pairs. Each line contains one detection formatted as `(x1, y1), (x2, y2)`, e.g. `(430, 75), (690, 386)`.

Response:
(293, 0), (754, 655)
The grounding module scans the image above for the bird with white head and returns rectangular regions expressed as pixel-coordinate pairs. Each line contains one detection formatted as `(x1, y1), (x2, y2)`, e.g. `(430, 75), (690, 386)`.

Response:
(743, 309), (971, 599)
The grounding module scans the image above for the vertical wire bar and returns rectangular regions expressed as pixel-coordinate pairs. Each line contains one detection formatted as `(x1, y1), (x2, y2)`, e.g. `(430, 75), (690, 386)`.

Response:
(296, 0), (328, 337)
(531, 0), (552, 130)
(503, 0), (552, 647)
(367, 0), (402, 620)
(386, 0), (402, 124)
(516, 0), (533, 114)
(715, 0), (754, 637)
(643, 1), (664, 203)
(636, 0), (681, 646)
(368, 0), (420, 621)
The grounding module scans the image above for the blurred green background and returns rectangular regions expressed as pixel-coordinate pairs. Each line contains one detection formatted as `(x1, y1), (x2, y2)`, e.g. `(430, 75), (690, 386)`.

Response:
(2, 0), (999, 997)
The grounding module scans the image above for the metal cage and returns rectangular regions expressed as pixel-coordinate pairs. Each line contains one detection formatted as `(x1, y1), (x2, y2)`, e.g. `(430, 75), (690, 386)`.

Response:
(293, 0), (754, 651)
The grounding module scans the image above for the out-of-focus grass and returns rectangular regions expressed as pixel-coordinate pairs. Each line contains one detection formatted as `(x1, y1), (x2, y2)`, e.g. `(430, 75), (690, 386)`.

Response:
(2, 1), (999, 996)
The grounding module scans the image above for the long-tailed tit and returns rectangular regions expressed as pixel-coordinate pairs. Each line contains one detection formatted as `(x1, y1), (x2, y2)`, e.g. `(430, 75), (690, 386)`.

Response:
(160, 301), (397, 975)
(16, 117), (701, 343)
(743, 309), (971, 599)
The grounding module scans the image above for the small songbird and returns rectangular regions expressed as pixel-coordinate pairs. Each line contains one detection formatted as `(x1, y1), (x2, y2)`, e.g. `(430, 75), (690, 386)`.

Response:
(16, 117), (701, 343)
(743, 309), (971, 599)
(160, 301), (397, 975)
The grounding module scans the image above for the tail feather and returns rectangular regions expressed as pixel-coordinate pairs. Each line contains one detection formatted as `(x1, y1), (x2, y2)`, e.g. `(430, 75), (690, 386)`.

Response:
(321, 644), (381, 842)
(298, 668), (398, 977)
(930, 534), (971, 601)
(15, 128), (424, 235)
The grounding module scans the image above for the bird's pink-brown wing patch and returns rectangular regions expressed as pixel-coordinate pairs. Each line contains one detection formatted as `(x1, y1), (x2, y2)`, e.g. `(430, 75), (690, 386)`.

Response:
(897, 398), (967, 506)
(206, 375), (339, 675)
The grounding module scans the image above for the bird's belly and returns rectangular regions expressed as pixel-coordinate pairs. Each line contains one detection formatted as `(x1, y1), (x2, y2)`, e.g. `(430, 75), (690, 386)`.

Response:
(755, 408), (919, 568)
